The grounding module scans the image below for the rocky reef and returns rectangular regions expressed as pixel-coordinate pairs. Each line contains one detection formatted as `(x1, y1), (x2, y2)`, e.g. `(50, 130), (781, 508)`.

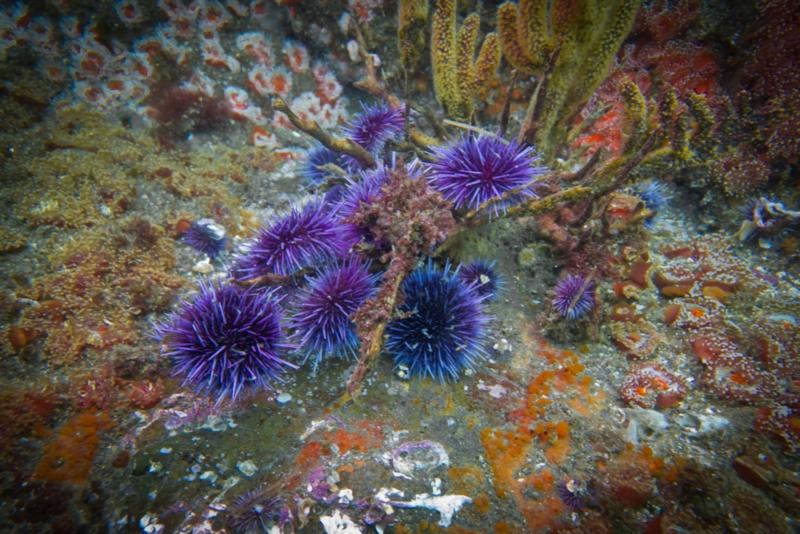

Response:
(0, 0), (797, 532)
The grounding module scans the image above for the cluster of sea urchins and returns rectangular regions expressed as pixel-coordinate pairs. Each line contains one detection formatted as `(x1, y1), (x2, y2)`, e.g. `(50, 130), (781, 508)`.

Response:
(155, 109), (545, 402)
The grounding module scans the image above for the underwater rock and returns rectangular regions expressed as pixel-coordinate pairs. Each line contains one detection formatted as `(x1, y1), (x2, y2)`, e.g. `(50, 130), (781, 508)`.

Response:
(677, 413), (730, 436)
(625, 408), (669, 444)
(320, 509), (362, 534)
(389, 440), (450, 479)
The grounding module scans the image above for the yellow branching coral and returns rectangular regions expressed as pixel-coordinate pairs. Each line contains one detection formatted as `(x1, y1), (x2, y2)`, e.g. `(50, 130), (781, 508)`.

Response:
(474, 33), (501, 99)
(431, 0), (456, 109)
(518, 0), (552, 71)
(620, 78), (648, 154)
(431, 0), (500, 119)
(500, 0), (642, 161)
(497, 2), (532, 75)
(398, 0), (429, 74)
(453, 14), (480, 118)
(686, 93), (716, 157)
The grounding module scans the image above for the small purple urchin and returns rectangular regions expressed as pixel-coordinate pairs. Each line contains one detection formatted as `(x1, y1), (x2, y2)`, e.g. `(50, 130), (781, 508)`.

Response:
(427, 135), (547, 217)
(182, 218), (227, 258)
(556, 478), (591, 511)
(552, 274), (596, 320)
(155, 281), (296, 403)
(343, 102), (404, 168)
(458, 259), (503, 301)
(234, 200), (358, 280)
(227, 486), (290, 533)
(386, 261), (490, 381)
(337, 164), (391, 222)
(289, 258), (379, 370)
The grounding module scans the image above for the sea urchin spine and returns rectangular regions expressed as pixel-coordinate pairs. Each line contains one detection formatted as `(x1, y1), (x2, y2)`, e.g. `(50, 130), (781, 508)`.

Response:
(458, 259), (503, 301)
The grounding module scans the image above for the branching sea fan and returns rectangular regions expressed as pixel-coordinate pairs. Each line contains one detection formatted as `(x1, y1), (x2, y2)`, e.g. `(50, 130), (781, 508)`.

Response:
(234, 200), (358, 280)
(386, 261), (490, 381)
(427, 135), (547, 216)
(289, 258), (379, 370)
(155, 281), (296, 403)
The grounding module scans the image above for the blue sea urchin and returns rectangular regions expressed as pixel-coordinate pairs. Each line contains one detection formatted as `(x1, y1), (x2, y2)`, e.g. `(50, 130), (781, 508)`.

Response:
(427, 135), (547, 217)
(234, 200), (358, 280)
(289, 258), (379, 369)
(552, 274), (596, 320)
(635, 179), (672, 212)
(633, 179), (672, 227)
(182, 218), (227, 258)
(458, 259), (503, 301)
(155, 282), (296, 402)
(386, 261), (490, 381)
(302, 145), (343, 187)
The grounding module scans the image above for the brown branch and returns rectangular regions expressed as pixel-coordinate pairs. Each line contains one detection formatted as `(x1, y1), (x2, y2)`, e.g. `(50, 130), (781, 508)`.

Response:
(461, 169), (562, 225)
(344, 264), (407, 398)
(518, 46), (561, 145)
(498, 69), (518, 138)
(434, 184), (592, 258)
(563, 148), (604, 183)
(409, 128), (441, 154)
(232, 273), (291, 288)
(591, 129), (659, 199)
(273, 97), (376, 168)
(505, 185), (594, 218)
(565, 102), (613, 146)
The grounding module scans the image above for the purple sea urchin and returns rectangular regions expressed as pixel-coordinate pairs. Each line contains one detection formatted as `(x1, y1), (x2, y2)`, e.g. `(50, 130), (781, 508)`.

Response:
(427, 135), (547, 217)
(345, 102), (405, 152)
(182, 218), (227, 258)
(289, 258), (379, 369)
(337, 165), (390, 222)
(228, 487), (290, 533)
(234, 200), (358, 280)
(458, 259), (503, 301)
(556, 478), (591, 511)
(155, 281), (296, 403)
(343, 102), (404, 166)
(386, 261), (490, 381)
(552, 274), (596, 320)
